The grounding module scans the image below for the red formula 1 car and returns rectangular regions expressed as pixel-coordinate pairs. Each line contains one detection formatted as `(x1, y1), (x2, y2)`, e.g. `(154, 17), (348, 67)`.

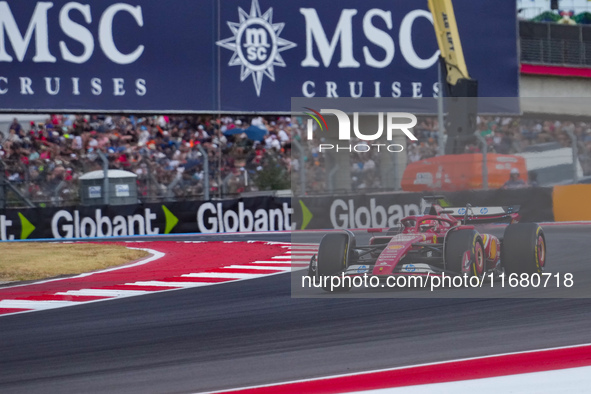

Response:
(308, 196), (547, 291)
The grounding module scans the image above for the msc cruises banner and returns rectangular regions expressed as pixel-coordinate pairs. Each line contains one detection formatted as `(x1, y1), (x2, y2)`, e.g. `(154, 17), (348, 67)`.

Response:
(0, 0), (518, 113)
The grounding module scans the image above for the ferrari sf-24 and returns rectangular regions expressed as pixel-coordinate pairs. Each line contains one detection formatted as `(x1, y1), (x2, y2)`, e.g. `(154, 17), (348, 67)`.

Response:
(308, 197), (546, 291)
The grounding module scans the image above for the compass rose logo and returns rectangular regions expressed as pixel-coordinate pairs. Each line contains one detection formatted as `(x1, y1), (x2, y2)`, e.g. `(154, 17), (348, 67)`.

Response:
(216, 0), (297, 97)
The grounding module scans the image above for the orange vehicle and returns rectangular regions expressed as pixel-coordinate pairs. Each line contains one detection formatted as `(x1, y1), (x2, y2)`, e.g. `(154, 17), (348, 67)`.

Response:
(401, 154), (528, 191)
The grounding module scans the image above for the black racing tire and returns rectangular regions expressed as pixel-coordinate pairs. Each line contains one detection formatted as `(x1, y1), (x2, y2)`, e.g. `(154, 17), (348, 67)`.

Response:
(502, 223), (546, 275)
(317, 233), (351, 292)
(444, 229), (485, 278)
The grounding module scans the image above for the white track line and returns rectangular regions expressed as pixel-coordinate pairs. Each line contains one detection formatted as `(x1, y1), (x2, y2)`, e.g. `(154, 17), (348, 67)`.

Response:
(182, 272), (263, 279)
(272, 255), (313, 260)
(202, 342), (591, 394)
(126, 281), (212, 288)
(356, 366), (591, 394)
(56, 289), (150, 297)
(223, 265), (291, 271)
(248, 261), (307, 267)
(0, 300), (84, 310)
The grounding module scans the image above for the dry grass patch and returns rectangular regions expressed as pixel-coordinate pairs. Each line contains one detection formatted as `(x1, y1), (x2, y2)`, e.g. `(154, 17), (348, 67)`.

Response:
(0, 243), (149, 282)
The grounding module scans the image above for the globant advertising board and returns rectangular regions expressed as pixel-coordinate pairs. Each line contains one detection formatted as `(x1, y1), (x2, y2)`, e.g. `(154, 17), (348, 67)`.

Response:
(0, 0), (517, 113)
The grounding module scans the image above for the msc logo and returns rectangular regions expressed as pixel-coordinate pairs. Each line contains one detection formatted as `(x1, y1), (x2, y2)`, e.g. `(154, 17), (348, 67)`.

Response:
(217, 0), (296, 96)
(244, 28), (269, 62)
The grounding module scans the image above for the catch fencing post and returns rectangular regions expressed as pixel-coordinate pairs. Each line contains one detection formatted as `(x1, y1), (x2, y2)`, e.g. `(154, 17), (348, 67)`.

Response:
(475, 132), (488, 190)
(437, 63), (445, 156)
(98, 151), (110, 205)
(327, 160), (339, 193)
(292, 139), (306, 195)
(0, 160), (5, 209)
(565, 129), (579, 183)
(197, 144), (210, 200)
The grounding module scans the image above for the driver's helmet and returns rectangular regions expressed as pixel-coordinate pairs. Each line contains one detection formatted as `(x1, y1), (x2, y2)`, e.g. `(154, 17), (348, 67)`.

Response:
(419, 219), (438, 232)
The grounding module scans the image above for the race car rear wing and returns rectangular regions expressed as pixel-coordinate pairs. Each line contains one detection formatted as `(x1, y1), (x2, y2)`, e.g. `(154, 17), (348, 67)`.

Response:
(444, 205), (520, 224)
(421, 196), (521, 223)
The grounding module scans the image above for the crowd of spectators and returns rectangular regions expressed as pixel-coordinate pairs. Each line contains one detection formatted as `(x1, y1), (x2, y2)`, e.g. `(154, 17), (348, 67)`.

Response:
(475, 116), (591, 158)
(0, 114), (294, 205)
(408, 116), (591, 163)
(1, 113), (590, 206)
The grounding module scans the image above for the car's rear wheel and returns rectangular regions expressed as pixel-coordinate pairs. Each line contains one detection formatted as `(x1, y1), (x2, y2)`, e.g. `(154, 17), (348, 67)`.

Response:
(502, 223), (546, 275)
(317, 233), (351, 292)
(444, 229), (485, 278)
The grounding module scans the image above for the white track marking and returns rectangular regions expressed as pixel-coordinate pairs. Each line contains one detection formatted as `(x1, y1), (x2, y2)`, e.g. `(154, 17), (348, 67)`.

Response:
(201, 343), (591, 394)
(0, 300), (83, 310)
(247, 261), (308, 268)
(182, 272), (262, 279)
(56, 289), (150, 297)
(272, 255), (313, 260)
(356, 366), (591, 393)
(223, 265), (291, 271)
(126, 281), (212, 288)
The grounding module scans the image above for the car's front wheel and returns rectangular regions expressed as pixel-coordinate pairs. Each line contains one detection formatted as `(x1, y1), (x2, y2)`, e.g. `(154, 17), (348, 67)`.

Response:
(317, 233), (351, 292)
(444, 229), (485, 278)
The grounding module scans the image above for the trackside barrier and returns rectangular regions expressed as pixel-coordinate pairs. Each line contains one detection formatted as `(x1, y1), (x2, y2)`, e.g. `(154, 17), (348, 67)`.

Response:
(0, 197), (290, 241)
(293, 188), (555, 230)
(552, 184), (591, 222)
(0, 187), (569, 240)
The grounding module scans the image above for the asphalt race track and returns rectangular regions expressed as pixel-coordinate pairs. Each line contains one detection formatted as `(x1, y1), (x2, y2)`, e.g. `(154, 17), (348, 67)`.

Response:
(0, 225), (590, 393)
